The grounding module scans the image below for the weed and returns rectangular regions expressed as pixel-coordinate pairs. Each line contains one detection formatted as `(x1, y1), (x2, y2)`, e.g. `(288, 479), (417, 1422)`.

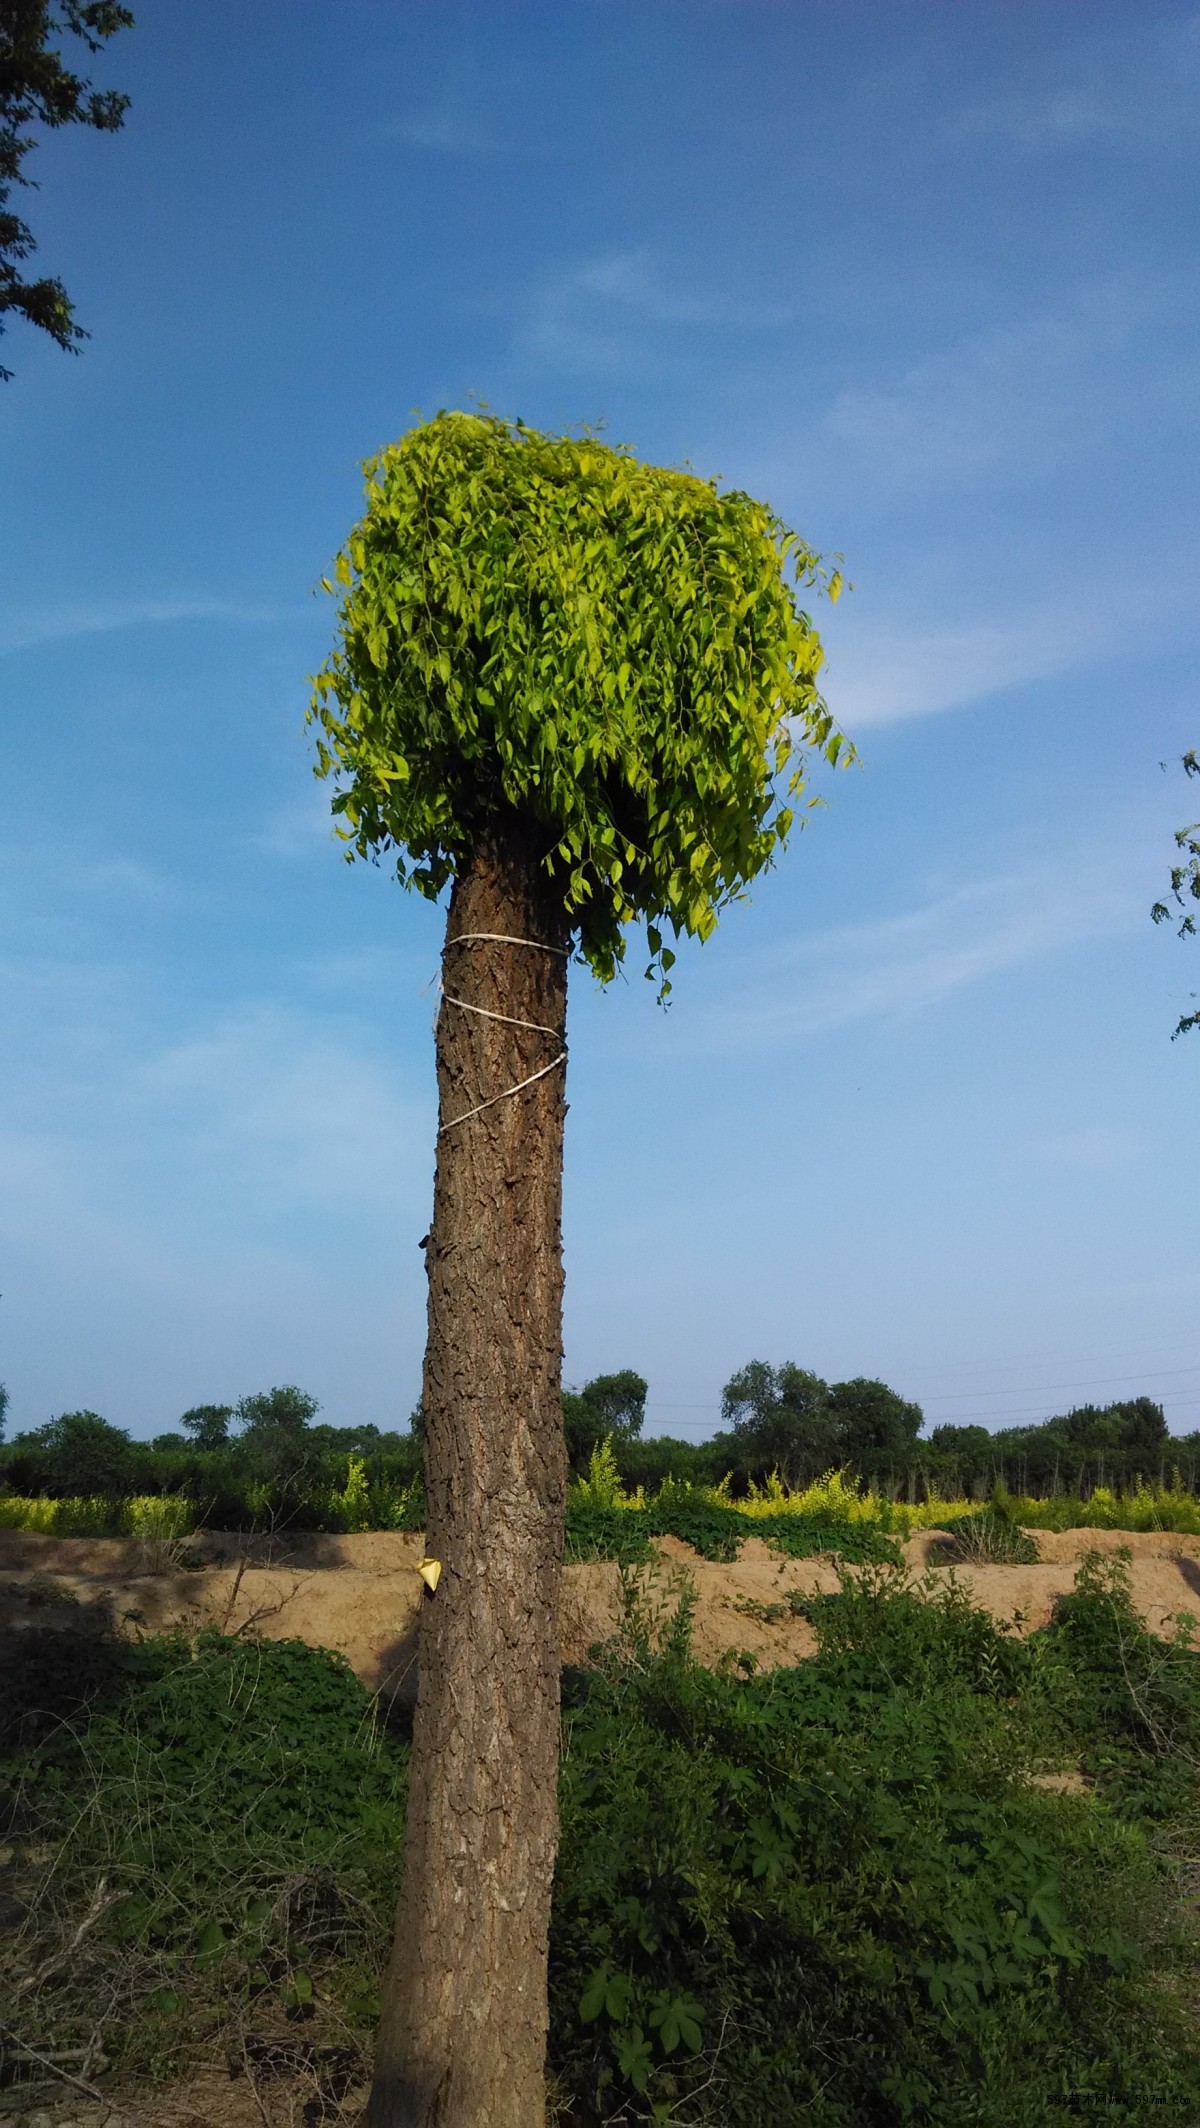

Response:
(939, 1509), (1039, 1565)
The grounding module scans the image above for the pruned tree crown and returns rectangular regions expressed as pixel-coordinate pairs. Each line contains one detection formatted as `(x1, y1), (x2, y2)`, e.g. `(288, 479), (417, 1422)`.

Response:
(309, 411), (850, 991)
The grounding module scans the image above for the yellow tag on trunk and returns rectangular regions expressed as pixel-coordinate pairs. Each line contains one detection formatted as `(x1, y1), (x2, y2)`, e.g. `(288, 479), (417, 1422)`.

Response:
(417, 1557), (442, 1593)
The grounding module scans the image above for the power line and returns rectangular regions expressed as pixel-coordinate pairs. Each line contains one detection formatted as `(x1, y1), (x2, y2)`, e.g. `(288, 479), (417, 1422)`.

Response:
(920, 1367), (1200, 1403)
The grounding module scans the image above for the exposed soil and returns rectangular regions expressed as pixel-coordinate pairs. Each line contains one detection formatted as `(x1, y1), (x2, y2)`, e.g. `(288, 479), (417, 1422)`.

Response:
(2, 1525), (1198, 1705)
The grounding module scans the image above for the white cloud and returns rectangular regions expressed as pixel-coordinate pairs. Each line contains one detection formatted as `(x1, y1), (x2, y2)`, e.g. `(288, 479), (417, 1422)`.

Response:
(515, 247), (789, 372)
(0, 596), (296, 656)
(255, 785), (341, 858)
(820, 608), (1100, 729)
(958, 15), (1200, 154)
(392, 105), (505, 155)
(814, 281), (1165, 497)
(1031, 1125), (1137, 1170)
(686, 853), (1141, 1051)
(812, 545), (1200, 730)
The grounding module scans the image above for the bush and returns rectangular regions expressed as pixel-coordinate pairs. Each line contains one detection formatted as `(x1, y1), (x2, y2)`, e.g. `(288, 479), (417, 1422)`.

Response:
(0, 1494), (194, 1539)
(551, 1564), (1200, 2124)
(564, 1451), (900, 1567)
(1045, 1548), (1200, 1818)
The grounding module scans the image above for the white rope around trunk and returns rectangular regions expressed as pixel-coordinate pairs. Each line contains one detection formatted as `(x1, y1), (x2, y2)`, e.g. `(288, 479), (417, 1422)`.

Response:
(436, 933), (567, 1135)
(445, 931), (568, 955)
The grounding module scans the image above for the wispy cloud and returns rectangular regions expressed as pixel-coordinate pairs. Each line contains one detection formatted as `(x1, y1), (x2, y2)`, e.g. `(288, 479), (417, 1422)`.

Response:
(815, 542), (1200, 731)
(1031, 1125), (1137, 1171)
(821, 605), (1101, 729)
(254, 785), (340, 859)
(686, 853), (1141, 1052)
(0, 596), (298, 656)
(391, 102), (508, 156)
(813, 277), (1175, 498)
(958, 14), (1200, 154)
(515, 247), (789, 372)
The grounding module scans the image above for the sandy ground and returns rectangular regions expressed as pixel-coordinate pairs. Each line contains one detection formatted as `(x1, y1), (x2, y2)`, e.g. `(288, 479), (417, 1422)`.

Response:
(3, 1525), (1199, 1701)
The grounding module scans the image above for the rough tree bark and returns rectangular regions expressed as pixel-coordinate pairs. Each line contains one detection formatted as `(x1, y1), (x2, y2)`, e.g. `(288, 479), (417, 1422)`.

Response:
(367, 824), (570, 2128)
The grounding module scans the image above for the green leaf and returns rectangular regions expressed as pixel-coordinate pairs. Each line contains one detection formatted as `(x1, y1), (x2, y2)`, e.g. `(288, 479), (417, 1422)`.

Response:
(648, 1988), (704, 2055)
(196, 1917), (226, 1965)
(614, 2024), (654, 2092)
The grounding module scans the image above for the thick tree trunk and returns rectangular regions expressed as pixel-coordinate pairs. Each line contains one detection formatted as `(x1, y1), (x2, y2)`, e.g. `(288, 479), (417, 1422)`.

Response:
(368, 827), (570, 2128)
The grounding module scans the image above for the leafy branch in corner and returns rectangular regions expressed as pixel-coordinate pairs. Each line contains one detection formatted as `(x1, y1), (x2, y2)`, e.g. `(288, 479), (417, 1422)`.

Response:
(0, 2), (134, 378)
(1152, 749), (1200, 1037)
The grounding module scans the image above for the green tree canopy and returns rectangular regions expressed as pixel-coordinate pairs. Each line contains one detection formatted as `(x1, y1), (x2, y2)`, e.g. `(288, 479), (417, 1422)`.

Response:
(721, 1363), (925, 1483)
(179, 1402), (233, 1452)
(562, 1368), (648, 1472)
(235, 1384), (319, 1435)
(827, 1376), (924, 1463)
(309, 411), (848, 997)
(7, 1407), (132, 1493)
(1058, 1398), (1167, 1457)
(1, 1), (133, 378)
(231, 1385), (321, 1492)
(721, 1360), (836, 1482)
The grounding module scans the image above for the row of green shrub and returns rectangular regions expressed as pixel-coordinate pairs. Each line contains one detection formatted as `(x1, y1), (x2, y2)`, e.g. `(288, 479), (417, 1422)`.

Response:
(0, 1460), (425, 1540)
(6, 1456), (1200, 1552)
(3, 1551), (1198, 2122)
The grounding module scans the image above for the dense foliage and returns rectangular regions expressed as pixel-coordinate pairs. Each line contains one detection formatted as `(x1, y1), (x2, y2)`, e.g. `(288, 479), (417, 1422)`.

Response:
(308, 411), (849, 993)
(2, 1555), (1197, 2122)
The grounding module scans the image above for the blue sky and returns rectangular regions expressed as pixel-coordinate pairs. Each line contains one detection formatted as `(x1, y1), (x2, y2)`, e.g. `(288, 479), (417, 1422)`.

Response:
(2, 0), (1198, 1444)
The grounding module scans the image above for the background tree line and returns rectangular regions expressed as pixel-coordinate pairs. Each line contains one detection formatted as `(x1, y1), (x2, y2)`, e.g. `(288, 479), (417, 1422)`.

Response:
(2, 1364), (1196, 1516)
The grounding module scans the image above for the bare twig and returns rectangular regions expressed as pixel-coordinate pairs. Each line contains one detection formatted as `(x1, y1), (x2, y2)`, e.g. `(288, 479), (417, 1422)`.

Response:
(13, 1874), (127, 2000)
(219, 1553), (250, 1634)
(0, 2019), (106, 2104)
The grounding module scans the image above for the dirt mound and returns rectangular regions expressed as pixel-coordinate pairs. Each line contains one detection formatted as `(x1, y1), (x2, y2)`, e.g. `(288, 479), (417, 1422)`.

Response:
(2, 1526), (1198, 1702)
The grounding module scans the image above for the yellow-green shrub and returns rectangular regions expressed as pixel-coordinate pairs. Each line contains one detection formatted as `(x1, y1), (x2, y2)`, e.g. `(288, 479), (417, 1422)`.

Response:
(0, 1494), (194, 1538)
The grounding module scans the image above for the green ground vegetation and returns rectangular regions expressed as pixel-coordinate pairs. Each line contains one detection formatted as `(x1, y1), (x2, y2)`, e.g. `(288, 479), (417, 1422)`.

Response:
(1, 1551), (1198, 2123)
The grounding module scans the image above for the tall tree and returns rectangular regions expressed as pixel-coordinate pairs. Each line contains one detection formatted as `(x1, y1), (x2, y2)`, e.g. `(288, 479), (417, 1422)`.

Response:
(721, 1358), (836, 1482)
(562, 1367), (647, 1470)
(827, 1376), (924, 1469)
(309, 412), (849, 2128)
(179, 1402), (233, 1452)
(1, 1), (133, 379)
(1152, 748), (1199, 1036)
